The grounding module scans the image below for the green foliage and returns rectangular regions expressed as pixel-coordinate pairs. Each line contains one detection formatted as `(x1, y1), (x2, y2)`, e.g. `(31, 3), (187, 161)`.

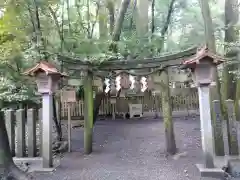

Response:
(0, 0), (237, 104)
(0, 3), (38, 103)
(0, 77), (38, 103)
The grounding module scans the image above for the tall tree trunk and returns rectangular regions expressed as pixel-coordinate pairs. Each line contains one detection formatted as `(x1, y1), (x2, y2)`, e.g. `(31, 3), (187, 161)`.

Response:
(67, 0), (72, 33)
(48, 6), (65, 44)
(222, 0), (238, 101)
(106, 0), (115, 35)
(158, 0), (176, 52)
(49, 4), (66, 138)
(112, 0), (131, 41)
(151, 0), (155, 35)
(224, 0), (240, 156)
(221, 0), (239, 119)
(136, 0), (149, 37)
(109, 0), (131, 52)
(33, 0), (47, 60)
(33, 3), (63, 140)
(99, 2), (108, 38)
(199, 0), (225, 156)
(26, 0), (41, 58)
(53, 95), (62, 141)
(158, 0), (177, 155)
(0, 112), (30, 180)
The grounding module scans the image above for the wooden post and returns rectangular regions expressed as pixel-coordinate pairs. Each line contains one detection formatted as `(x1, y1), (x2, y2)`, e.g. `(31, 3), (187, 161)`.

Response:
(5, 109), (15, 156)
(27, 109), (37, 157)
(67, 103), (71, 152)
(212, 100), (225, 156)
(110, 98), (116, 120)
(226, 99), (239, 155)
(61, 89), (76, 153)
(112, 104), (116, 120)
(84, 71), (94, 154)
(161, 69), (177, 155)
(16, 109), (26, 157)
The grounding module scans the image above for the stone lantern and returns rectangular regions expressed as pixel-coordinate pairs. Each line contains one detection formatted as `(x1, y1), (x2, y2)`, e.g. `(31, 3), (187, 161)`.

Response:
(182, 47), (223, 87)
(181, 47), (224, 170)
(24, 61), (67, 93)
(24, 61), (67, 168)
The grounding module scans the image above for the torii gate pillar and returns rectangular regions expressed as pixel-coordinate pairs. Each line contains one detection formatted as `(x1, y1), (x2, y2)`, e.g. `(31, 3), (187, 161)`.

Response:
(83, 70), (94, 154)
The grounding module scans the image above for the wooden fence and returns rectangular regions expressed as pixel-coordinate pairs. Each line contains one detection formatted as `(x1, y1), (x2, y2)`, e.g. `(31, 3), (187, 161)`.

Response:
(61, 88), (199, 118)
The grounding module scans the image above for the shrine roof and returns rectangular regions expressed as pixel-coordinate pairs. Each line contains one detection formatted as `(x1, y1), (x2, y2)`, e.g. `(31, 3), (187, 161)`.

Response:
(181, 46), (225, 69)
(23, 61), (68, 77)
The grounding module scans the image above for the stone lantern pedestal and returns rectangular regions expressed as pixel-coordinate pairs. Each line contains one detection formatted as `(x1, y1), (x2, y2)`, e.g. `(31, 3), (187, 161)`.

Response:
(24, 61), (67, 169)
(182, 47), (226, 178)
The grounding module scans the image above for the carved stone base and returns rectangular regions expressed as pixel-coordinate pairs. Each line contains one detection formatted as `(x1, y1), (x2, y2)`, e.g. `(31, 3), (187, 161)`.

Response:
(196, 164), (225, 179)
(13, 157), (60, 173)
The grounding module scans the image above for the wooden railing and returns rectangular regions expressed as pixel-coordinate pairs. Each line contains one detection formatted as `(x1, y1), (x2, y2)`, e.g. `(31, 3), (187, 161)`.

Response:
(61, 88), (199, 118)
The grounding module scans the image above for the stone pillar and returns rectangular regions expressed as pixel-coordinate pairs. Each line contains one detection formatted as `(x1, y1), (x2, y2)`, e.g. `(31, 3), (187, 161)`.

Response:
(198, 85), (214, 168)
(42, 94), (53, 168)
(212, 100), (225, 156)
(226, 99), (239, 155)
(27, 109), (37, 157)
(16, 109), (26, 157)
(5, 109), (15, 156)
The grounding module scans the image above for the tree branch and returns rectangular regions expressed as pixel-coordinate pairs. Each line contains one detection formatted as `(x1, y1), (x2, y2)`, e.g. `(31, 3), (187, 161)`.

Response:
(87, 0), (91, 38)
(158, 0), (177, 52)
(109, 0), (131, 52)
(106, 0), (115, 35)
(67, 0), (72, 34)
(33, 0), (47, 60)
(129, 0), (137, 31)
(112, 0), (131, 41)
(90, 2), (100, 38)
(48, 6), (65, 44)
(151, 0), (155, 34)
(161, 0), (176, 37)
(75, 0), (91, 35)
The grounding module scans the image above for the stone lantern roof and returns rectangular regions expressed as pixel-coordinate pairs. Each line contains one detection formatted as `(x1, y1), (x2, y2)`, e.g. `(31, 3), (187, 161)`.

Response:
(181, 46), (225, 69)
(23, 61), (68, 77)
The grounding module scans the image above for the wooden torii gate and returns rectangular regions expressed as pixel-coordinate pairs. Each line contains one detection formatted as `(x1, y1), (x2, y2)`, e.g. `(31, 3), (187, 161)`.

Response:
(58, 46), (198, 154)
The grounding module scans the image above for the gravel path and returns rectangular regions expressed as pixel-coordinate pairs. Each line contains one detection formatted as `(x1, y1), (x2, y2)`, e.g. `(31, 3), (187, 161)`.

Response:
(32, 117), (218, 180)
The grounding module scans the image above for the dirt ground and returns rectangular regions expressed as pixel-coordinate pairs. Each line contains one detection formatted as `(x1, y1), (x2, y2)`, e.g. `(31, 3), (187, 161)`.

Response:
(32, 117), (220, 180)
